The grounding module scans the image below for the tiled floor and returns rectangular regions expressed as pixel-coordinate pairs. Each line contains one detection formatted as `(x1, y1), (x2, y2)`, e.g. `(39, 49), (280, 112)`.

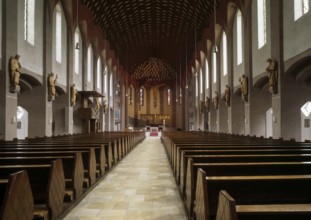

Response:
(64, 136), (188, 220)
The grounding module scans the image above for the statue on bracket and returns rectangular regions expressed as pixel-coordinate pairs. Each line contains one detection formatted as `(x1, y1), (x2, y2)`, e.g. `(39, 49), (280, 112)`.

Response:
(239, 74), (248, 102)
(205, 96), (210, 112)
(102, 97), (107, 114)
(213, 91), (219, 110)
(9, 54), (21, 93)
(222, 85), (230, 107)
(266, 58), (278, 94)
(95, 97), (101, 111)
(48, 73), (58, 102)
(70, 84), (77, 106)
(199, 100), (204, 114)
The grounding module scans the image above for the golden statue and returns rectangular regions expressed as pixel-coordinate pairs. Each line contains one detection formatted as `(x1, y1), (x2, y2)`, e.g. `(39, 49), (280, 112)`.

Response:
(266, 58), (278, 94)
(70, 84), (77, 106)
(213, 91), (219, 109)
(223, 85), (230, 107)
(239, 74), (248, 102)
(200, 100), (204, 114)
(9, 54), (21, 93)
(48, 73), (58, 101)
(102, 98), (107, 114)
(95, 97), (101, 111)
(205, 97), (210, 112)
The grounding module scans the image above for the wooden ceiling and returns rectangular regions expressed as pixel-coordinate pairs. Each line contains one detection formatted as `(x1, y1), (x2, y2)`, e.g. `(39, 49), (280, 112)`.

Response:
(82, 0), (216, 79)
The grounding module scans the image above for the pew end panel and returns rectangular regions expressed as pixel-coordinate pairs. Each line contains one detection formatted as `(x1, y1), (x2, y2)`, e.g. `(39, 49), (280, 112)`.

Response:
(0, 170), (34, 220)
(216, 190), (238, 220)
(193, 168), (209, 220)
(47, 159), (66, 220)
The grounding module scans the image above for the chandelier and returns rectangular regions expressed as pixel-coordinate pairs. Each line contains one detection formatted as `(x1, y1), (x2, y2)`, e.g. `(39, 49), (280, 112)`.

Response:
(131, 57), (176, 82)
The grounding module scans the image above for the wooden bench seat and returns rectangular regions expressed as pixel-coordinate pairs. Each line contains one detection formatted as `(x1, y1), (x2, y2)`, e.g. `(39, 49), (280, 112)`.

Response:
(184, 159), (311, 217)
(0, 149), (96, 187)
(216, 190), (311, 220)
(174, 145), (311, 176)
(0, 170), (34, 220)
(0, 154), (84, 200)
(180, 153), (311, 193)
(176, 148), (311, 184)
(195, 169), (311, 220)
(0, 159), (65, 220)
(0, 144), (106, 177)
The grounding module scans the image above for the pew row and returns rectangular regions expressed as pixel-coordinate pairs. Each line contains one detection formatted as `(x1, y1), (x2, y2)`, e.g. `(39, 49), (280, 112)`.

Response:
(0, 159), (65, 220)
(195, 169), (311, 220)
(216, 190), (311, 220)
(0, 170), (34, 220)
(0, 153), (84, 200)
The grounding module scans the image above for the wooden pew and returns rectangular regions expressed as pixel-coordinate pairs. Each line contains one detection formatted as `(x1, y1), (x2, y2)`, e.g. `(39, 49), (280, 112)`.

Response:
(0, 149), (96, 187)
(185, 159), (311, 217)
(174, 145), (311, 176)
(216, 190), (311, 220)
(0, 159), (65, 220)
(185, 154), (311, 215)
(0, 153), (84, 200)
(0, 170), (34, 220)
(0, 144), (106, 177)
(179, 150), (311, 193)
(195, 169), (311, 220)
(177, 148), (311, 185)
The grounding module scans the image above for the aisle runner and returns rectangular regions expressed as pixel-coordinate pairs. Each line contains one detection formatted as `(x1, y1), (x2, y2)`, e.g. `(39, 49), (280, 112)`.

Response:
(65, 136), (187, 220)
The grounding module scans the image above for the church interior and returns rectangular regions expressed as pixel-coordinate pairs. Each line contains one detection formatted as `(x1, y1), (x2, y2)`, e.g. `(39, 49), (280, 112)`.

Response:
(1, 0), (311, 219)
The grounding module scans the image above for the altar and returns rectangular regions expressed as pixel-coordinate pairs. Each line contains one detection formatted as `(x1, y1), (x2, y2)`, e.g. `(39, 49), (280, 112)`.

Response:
(149, 127), (159, 136)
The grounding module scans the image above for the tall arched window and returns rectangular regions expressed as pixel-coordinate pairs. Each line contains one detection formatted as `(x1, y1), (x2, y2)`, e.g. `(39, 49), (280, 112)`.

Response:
(74, 29), (80, 75)
(257, 0), (267, 48)
(87, 46), (93, 83)
(213, 52), (217, 83)
(24, 0), (35, 45)
(222, 32), (228, 76)
(128, 86), (133, 105)
(167, 88), (171, 105)
(97, 58), (102, 92)
(140, 87), (144, 106)
(55, 5), (62, 63)
(237, 10), (243, 65)
(103, 66), (108, 96)
(294, 0), (309, 20)
(200, 68), (203, 94)
(109, 73), (113, 107)
(205, 59), (209, 89)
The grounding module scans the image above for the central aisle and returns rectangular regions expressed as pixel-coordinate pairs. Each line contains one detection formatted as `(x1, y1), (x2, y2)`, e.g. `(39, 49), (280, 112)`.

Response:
(64, 136), (188, 220)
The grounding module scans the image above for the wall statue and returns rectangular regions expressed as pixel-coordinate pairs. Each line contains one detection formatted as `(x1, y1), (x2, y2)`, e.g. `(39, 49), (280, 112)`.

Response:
(9, 54), (21, 93)
(266, 58), (278, 94)
(70, 84), (77, 106)
(199, 100), (204, 114)
(213, 91), (219, 109)
(239, 74), (248, 102)
(48, 73), (58, 101)
(102, 97), (107, 114)
(205, 97), (210, 112)
(95, 97), (101, 111)
(222, 85), (230, 107)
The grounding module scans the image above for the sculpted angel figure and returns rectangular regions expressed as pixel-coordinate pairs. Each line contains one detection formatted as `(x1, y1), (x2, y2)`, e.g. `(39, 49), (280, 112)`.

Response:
(213, 91), (219, 109)
(239, 74), (248, 102)
(48, 73), (58, 100)
(70, 84), (78, 106)
(266, 58), (278, 94)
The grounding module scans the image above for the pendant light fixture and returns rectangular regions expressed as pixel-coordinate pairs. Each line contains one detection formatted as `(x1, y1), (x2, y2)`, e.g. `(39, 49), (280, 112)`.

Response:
(75, 0), (80, 50)
(213, 0), (218, 53)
